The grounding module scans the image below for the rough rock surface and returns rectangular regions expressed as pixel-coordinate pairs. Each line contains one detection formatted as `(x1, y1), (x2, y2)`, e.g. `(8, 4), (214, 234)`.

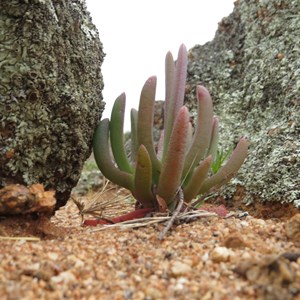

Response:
(0, 0), (104, 208)
(186, 0), (300, 207)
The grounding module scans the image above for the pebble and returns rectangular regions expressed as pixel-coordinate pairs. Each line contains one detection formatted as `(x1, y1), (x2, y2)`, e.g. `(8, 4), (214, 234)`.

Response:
(223, 233), (247, 249)
(241, 252), (251, 260)
(286, 214), (300, 241)
(211, 246), (231, 263)
(47, 252), (59, 260)
(145, 287), (163, 298)
(201, 252), (209, 262)
(240, 220), (249, 227)
(251, 219), (266, 227)
(51, 270), (76, 284)
(171, 261), (192, 276)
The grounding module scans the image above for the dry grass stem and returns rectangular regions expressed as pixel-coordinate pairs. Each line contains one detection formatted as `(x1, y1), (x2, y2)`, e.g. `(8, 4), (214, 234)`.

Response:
(72, 182), (134, 223)
(0, 236), (40, 242)
(90, 210), (217, 232)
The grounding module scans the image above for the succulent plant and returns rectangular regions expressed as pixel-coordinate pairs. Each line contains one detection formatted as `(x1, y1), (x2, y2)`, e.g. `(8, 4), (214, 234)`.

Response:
(93, 44), (248, 213)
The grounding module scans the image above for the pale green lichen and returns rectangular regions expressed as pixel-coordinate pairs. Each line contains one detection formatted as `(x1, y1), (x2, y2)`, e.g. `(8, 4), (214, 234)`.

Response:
(0, 0), (104, 208)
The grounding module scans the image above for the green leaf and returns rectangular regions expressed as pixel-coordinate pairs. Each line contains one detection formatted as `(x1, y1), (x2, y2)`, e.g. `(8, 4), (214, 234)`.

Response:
(164, 51), (175, 134)
(137, 76), (161, 183)
(93, 118), (134, 192)
(207, 116), (219, 162)
(130, 108), (138, 163)
(110, 93), (133, 173)
(183, 155), (212, 202)
(133, 145), (155, 208)
(183, 86), (213, 181)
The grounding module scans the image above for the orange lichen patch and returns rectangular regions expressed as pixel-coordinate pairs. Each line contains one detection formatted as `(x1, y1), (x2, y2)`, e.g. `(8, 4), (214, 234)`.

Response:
(4, 149), (15, 160)
(276, 53), (285, 60)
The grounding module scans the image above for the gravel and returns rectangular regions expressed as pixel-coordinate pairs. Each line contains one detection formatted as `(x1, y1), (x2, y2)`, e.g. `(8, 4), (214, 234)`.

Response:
(0, 196), (299, 300)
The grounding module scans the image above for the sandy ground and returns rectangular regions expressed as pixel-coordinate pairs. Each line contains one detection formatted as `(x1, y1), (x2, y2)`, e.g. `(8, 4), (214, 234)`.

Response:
(0, 187), (300, 300)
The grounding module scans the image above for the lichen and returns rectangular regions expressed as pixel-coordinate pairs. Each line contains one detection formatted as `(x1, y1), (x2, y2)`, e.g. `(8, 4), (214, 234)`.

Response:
(0, 0), (105, 208)
(186, 0), (300, 207)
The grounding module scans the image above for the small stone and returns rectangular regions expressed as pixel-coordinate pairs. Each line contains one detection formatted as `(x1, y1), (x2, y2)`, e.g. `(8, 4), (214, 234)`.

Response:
(251, 219), (266, 227)
(223, 233), (248, 249)
(51, 271), (76, 284)
(201, 252), (209, 262)
(145, 287), (163, 299)
(240, 220), (249, 227)
(286, 214), (300, 242)
(278, 259), (294, 283)
(246, 265), (261, 282)
(171, 261), (192, 277)
(47, 252), (59, 260)
(241, 252), (252, 260)
(211, 246), (231, 263)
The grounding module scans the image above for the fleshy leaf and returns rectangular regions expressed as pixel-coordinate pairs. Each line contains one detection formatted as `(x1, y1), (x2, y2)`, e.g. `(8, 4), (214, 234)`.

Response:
(163, 44), (188, 159)
(133, 145), (155, 208)
(157, 106), (190, 205)
(207, 117), (219, 161)
(183, 155), (212, 202)
(183, 86), (213, 180)
(137, 76), (161, 183)
(130, 108), (138, 162)
(110, 93), (133, 173)
(198, 137), (249, 194)
(164, 51), (175, 131)
(93, 119), (134, 192)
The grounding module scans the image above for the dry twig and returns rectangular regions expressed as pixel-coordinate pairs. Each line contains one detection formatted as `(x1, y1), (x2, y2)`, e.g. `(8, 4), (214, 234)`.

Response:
(158, 188), (184, 240)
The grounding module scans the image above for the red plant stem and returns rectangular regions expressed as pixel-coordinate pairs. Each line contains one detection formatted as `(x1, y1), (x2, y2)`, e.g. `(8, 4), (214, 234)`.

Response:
(199, 204), (228, 217)
(83, 205), (227, 227)
(83, 208), (153, 226)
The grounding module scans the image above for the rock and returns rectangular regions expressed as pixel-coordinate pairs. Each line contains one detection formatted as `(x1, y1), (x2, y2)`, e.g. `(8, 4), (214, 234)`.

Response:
(51, 270), (77, 285)
(73, 170), (104, 195)
(0, 0), (104, 209)
(0, 184), (55, 215)
(285, 214), (300, 243)
(145, 287), (163, 299)
(234, 255), (296, 299)
(211, 246), (231, 263)
(171, 261), (192, 277)
(186, 0), (300, 208)
(223, 233), (248, 249)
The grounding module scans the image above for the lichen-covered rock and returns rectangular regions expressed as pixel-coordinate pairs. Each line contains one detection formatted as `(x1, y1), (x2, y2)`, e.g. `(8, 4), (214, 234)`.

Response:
(0, 0), (104, 208)
(186, 0), (300, 208)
